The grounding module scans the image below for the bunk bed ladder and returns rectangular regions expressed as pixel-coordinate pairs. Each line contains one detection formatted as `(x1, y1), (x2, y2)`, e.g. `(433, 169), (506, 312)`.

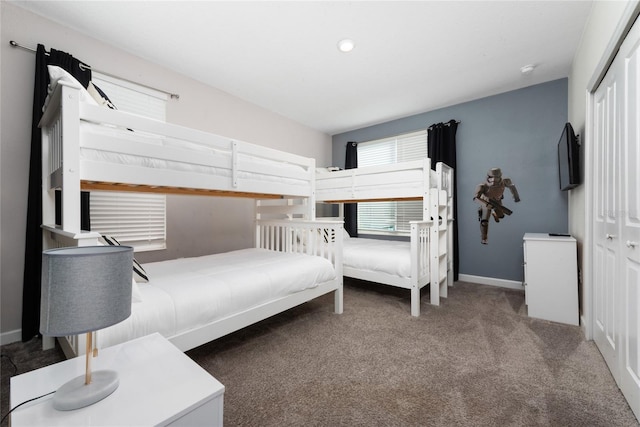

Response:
(436, 162), (455, 289)
(446, 189), (455, 288)
(429, 188), (449, 304)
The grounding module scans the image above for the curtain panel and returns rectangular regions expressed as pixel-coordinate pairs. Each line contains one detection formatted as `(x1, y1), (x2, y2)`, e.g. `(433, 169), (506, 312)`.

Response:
(344, 141), (358, 237)
(22, 45), (92, 341)
(428, 120), (459, 281)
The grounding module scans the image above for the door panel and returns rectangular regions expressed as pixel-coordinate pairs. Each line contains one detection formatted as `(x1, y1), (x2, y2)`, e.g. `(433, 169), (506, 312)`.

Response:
(620, 19), (640, 418)
(593, 71), (620, 380)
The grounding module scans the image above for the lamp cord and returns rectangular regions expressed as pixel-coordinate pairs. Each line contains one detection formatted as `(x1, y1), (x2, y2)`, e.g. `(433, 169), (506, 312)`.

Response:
(1, 354), (55, 425)
(0, 391), (56, 424)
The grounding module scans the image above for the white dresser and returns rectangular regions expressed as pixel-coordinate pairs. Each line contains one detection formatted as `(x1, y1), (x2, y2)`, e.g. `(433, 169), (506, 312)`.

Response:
(10, 333), (225, 426)
(523, 233), (579, 326)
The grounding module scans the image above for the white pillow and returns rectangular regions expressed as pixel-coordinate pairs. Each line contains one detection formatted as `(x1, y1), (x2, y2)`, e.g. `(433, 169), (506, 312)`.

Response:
(43, 65), (98, 111)
(87, 82), (116, 109)
(343, 228), (351, 240)
(98, 235), (149, 283)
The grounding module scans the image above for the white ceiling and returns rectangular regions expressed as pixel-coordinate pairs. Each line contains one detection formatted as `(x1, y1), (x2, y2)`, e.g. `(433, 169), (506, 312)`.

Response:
(11, 1), (593, 135)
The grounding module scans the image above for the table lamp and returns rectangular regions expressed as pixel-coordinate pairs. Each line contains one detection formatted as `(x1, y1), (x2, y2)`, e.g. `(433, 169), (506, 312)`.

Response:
(40, 245), (133, 411)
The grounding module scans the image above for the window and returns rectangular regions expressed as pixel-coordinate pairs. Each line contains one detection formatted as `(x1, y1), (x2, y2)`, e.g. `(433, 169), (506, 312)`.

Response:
(89, 72), (167, 251)
(90, 192), (166, 251)
(91, 73), (167, 121)
(357, 130), (428, 235)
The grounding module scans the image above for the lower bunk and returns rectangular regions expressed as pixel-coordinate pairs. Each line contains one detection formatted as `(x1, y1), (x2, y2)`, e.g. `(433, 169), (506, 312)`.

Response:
(44, 219), (343, 358)
(341, 220), (441, 317)
(316, 160), (455, 316)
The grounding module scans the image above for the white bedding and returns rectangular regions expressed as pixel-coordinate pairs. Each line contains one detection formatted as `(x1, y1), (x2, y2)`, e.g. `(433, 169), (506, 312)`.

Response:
(343, 238), (412, 278)
(97, 248), (336, 348)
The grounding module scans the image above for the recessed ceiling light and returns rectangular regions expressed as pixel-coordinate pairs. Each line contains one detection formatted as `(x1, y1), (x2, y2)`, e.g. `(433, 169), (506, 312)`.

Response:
(520, 64), (536, 74)
(337, 39), (355, 53)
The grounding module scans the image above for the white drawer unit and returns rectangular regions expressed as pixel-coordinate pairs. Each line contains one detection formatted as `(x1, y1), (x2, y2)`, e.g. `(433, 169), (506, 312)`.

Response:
(523, 233), (579, 326)
(10, 333), (225, 426)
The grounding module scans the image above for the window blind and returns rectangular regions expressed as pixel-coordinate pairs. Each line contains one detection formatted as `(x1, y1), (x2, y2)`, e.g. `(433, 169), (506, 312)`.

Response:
(90, 192), (166, 251)
(89, 73), (167, 251)
(92, 73), (167, 120)
(358, 130), (428, 235)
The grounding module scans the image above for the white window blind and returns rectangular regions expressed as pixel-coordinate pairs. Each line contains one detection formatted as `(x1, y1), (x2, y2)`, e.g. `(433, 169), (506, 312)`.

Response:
(92, 73), (167, 121)
(90, 192), (166, 251)
(358, 130), (428, 235)
(89, 73), (167, 251)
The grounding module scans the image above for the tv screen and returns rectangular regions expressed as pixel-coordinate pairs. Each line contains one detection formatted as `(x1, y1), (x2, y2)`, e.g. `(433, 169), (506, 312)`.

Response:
(558, 122), (580, 191)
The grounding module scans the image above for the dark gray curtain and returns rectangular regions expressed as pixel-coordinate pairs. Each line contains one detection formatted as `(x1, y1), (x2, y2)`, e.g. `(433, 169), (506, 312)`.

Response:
(428, 120), (459, 281)
(22, 45), (92, 341)
(344, 142), (358, 237)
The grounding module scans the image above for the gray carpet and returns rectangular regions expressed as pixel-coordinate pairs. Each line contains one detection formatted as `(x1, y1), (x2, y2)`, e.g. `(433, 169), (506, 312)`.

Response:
(2, 279), (638, 426)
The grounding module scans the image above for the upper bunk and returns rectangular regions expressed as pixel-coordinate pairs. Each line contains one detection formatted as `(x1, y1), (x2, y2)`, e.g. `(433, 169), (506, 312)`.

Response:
(315, 158), (453, 204)
(39, 80), (316, 204)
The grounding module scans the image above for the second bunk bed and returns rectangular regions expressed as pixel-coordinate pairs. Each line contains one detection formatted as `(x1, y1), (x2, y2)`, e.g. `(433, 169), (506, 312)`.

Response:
(315, 159), (454, 316)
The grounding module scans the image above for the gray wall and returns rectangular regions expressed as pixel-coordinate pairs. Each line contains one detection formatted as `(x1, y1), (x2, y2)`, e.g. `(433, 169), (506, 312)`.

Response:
(333, 79), (569, 282)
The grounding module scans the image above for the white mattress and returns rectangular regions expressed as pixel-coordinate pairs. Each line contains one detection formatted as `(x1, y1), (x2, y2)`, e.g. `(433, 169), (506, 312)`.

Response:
(97, 248), (336, 348)
(79, 122), (310, 188)
(343, 238), (413, 278)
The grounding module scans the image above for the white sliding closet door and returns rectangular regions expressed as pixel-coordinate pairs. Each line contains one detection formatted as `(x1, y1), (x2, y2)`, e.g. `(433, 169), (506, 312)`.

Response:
(592, 16), (640, 419)
(620, 19), (640, 414)
(592, 66), (621, 383)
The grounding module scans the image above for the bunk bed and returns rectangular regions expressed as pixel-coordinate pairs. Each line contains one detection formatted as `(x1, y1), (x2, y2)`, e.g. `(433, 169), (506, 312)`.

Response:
(315, 159), (454, 316)
(39, 76), (343, 358)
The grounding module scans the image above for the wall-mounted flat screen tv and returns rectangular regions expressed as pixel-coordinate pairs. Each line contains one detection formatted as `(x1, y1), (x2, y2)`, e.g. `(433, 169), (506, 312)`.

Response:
(558, 122), (580, 191)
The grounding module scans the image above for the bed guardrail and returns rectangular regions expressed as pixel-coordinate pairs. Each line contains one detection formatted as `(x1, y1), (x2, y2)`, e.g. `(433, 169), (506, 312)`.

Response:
(409, 220), (433, 316)
(316, 158), (430, 203)
(255, 218), (344, 316)
(255, 219), (343, 269)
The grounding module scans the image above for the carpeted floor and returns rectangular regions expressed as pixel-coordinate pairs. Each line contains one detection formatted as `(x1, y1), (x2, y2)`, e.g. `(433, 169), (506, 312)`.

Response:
(2, 279), (638, 426)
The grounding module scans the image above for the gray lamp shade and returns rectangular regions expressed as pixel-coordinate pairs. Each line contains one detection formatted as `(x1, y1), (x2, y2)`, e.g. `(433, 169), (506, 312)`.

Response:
(40, 246), (134, 337)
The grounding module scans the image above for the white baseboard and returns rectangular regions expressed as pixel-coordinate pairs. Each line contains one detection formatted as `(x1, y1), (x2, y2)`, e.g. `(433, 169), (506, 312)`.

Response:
(580, 314), (589, 339)
(458, 274), (524, 291)
(0, 329), (22, 346)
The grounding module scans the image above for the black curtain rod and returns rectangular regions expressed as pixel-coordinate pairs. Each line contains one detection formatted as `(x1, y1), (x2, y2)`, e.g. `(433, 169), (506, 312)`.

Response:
(10, 40), (180, 99)
(428, 120), (461, 130)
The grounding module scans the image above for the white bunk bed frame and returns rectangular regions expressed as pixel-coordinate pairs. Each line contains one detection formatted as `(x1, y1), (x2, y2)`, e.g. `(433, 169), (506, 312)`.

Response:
(315, 158), (454, 316)
(39, 82), (343, 357)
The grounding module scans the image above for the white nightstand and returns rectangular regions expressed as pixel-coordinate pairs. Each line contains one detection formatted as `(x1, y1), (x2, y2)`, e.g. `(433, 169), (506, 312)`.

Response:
(10, 333), (224, 426)
(523, 233), (579, 325)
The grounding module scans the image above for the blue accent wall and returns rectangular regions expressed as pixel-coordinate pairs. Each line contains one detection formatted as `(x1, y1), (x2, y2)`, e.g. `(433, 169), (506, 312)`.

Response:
(332, 79), (569, 282)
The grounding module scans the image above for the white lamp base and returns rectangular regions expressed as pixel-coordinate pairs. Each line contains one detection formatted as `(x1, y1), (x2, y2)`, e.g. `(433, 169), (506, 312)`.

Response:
(53, 370), (119, 411)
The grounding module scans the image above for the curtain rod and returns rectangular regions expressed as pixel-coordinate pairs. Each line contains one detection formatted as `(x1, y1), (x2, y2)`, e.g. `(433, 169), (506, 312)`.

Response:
(10, 40), (180, 100)
(428, 120), (460, 128)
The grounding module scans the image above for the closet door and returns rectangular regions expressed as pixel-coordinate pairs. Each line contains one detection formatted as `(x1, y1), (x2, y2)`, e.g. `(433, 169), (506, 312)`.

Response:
(592, 67), (621, 383)
(620, 20), (640, 417)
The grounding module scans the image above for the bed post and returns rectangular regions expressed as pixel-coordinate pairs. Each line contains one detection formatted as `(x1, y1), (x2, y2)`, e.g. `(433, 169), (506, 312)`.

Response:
(309, 157), (317, 220)
(410, 222), (420, 316)
(60, 84), (82, 233)
(334, 220), (344, 314)
(422, 157), (431, 222)
(40, 82), (83, 234)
